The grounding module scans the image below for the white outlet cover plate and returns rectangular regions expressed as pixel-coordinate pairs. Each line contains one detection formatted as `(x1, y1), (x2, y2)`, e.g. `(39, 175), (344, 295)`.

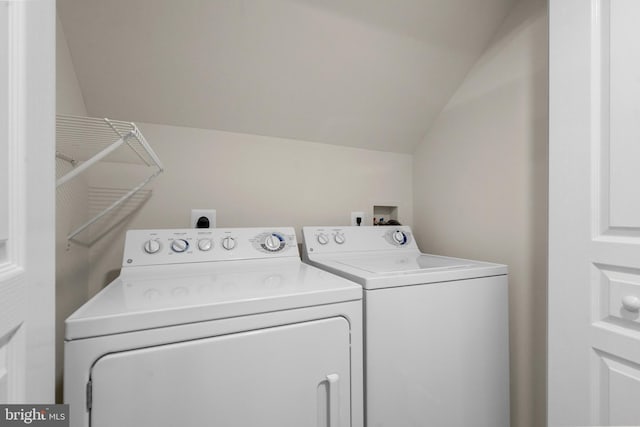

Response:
(350, 211), (365, 226)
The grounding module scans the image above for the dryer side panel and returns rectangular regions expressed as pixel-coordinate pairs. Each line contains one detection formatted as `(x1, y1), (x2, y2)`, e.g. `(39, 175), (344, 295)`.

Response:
(89, 317), (351, 427)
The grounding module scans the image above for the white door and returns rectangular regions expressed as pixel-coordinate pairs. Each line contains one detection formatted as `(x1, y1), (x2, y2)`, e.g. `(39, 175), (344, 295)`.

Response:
(89, 318), (351, 427)
(0, 0), (55, 402)
(549, 0), (640, 425)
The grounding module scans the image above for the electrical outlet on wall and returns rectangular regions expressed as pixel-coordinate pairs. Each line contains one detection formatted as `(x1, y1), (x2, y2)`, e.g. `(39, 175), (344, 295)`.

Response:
(191, 209), (216, 228)
(351, 211), (365, 226)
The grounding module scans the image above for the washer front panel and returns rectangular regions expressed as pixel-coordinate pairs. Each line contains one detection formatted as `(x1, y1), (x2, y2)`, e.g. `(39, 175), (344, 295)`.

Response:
(365, 276), (509, 427)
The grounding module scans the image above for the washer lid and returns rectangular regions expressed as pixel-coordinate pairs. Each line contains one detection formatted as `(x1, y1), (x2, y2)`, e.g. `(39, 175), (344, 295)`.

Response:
(65, 259), (361, 340)
(334, 253), (474, 274)
(308, 252), (507, 289)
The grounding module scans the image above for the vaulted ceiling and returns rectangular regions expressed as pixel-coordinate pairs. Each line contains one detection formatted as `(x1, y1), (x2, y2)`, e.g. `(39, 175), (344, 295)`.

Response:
(57, 0), (516, 153)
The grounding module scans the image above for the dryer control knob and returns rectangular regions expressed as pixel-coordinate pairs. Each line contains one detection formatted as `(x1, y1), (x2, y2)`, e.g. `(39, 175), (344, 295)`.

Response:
(392, 230), (408, 245)
(334, 232), (345, 245)
(143, 239), (161, 254)
(264, 233), (284, 251)
(317, 233), (330, 245)
(198, 238), (213, 251)
(222, 236), (236, 250)
(171, 239), (189, 253)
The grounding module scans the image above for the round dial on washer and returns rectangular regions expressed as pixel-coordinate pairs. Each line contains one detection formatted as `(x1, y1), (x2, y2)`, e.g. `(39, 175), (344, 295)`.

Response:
(222, 236), (236, 250)
(143, 239), (161, 254)
(171, 239), (189, 253)
(317, 233), (330, 245)
(392, 230), (408, 245)
(198, 238), (213, 251)
(334, 232), (345, 245)
(264, 233), (285, 252)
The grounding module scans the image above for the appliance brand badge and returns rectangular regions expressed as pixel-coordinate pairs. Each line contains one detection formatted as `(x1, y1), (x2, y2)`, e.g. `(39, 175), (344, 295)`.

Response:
(0, 405), (68, 426)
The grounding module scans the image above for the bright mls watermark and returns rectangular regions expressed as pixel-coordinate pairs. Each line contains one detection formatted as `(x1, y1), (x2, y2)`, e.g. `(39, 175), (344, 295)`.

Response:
(0, 405), (68, 426)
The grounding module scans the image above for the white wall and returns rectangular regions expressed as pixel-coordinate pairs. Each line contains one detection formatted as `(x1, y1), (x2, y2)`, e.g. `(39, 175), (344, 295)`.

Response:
(87, 123), (414, 294)
(55, 12), (89, 402)
(57, 1), (547, 421)
(56, 5), (413, 397)
(412, 1), (548, 427)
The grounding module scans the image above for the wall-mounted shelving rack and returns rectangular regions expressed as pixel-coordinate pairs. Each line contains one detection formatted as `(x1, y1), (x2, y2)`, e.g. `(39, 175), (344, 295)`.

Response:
(56, 115), (164, 246)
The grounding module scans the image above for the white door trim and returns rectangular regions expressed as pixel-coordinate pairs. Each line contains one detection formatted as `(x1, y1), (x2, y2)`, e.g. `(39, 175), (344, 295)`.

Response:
(549, 0), (640, 425)
(0, 0), (55, 403)
(0, 0), (29, 403)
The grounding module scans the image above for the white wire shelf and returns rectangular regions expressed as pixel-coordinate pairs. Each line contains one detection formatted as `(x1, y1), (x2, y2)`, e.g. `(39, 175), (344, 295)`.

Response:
(77, 186), (153, 246)
(56, 115), (164, 245)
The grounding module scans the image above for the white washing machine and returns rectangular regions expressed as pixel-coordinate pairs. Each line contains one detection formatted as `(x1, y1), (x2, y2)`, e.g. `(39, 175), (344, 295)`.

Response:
(302, 226), (510, 427)
(65, 227), (363, 427)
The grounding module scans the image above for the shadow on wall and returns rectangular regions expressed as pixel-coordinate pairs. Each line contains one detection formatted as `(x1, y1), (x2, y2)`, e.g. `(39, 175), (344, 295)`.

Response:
(411, 1), (548, 426)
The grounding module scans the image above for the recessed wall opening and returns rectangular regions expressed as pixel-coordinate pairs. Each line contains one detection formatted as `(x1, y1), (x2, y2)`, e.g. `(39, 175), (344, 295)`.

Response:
(373, 205), (398, 225)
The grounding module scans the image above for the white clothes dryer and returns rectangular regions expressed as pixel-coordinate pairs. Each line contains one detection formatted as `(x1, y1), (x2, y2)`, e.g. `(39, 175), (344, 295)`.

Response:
(302, 226), (509, 427)
(64, 227), (363, 427)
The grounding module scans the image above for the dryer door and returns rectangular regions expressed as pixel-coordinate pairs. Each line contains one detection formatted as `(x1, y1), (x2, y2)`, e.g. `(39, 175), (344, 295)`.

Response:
(89, 317), (351, 427)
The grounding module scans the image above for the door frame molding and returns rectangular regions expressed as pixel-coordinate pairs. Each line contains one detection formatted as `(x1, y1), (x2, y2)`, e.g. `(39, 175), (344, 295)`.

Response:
(0, 0), (55, 403)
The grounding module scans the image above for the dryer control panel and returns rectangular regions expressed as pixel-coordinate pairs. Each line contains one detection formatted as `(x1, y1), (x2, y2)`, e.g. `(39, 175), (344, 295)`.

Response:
(122, 228), (298, 267)
(302, 226), (418, 254)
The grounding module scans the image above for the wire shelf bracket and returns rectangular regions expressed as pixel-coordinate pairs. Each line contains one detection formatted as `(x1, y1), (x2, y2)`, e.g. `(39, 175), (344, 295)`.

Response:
(56, 115), (164, 245)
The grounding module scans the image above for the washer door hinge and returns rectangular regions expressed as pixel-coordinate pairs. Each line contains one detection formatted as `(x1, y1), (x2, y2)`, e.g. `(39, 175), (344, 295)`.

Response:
(86, 379), (93, 411)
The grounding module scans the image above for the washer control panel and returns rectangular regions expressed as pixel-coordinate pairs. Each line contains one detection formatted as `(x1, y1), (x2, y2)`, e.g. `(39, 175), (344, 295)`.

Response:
(303, 225), (417, 254)
(123, 227), (298, 266)
(386, 229), (411, 246)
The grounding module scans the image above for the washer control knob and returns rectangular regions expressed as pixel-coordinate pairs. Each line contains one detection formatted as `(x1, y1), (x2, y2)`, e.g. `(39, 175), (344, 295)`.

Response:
(317, 233), (330, 245)
(198, 238), (213, 251)
(171, 239), (189, 253)
(334, 232), (345, 245)
(222, 236), (236, 251)
(143, 239), (161, 254)
(392, 230), (408, 245)
(264, 233), (284, 251)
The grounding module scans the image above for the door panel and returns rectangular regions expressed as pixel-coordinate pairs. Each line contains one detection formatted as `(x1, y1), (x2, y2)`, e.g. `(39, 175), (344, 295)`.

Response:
(549, 0), (640, 425)
(594, 352), (640, 424)
(595, 264), (640, 329)
(609, 0), (640, 228)
(90, 318), (351, 427)
(0, 327), (24, 402)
